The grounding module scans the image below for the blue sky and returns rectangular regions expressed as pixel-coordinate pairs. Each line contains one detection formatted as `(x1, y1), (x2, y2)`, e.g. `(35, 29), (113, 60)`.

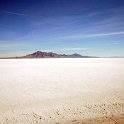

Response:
(0, 0), (124, 57)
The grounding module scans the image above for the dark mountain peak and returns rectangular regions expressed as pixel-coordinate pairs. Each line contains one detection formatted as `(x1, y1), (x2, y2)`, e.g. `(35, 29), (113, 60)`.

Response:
(24, 51), (61, 58)
(35, 51), (43, 53)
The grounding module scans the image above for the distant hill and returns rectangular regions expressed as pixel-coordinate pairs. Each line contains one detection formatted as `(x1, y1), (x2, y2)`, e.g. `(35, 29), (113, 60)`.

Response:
(1, 52), (124, 59)
(23, 51), (97, 58)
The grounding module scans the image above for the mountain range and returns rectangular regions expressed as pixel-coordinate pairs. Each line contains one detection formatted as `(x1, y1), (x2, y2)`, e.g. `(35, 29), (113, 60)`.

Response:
(22, 51), (97, 58)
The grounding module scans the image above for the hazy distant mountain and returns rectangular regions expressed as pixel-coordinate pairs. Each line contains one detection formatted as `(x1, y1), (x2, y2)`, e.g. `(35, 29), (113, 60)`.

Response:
(23, 51), (97, 58)
(1, 52), (123, 58)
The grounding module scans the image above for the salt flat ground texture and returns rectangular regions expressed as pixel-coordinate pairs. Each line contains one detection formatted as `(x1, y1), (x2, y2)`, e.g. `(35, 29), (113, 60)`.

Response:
(0, 58), (124, 124)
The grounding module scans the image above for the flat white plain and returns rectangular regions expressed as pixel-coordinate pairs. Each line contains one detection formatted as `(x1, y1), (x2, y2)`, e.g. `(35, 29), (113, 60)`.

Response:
(0, 58), (124, 124)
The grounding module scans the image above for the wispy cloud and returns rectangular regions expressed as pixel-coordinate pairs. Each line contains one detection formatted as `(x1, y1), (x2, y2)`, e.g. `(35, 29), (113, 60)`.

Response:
(61, 31), (124, 39)
(0, 43), (22, 48)
(58, 47), (89, 51)
(40, 47), (89, 52)
(112, 42), (120, 45)
(1, 10), (34, 17)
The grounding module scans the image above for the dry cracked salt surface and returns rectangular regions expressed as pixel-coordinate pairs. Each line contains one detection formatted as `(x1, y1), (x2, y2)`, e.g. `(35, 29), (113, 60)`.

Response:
(0, 58), (124, 124)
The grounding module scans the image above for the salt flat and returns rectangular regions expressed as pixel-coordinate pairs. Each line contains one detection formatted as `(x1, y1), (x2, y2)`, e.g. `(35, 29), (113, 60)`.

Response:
(0, 58), (124, 124)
